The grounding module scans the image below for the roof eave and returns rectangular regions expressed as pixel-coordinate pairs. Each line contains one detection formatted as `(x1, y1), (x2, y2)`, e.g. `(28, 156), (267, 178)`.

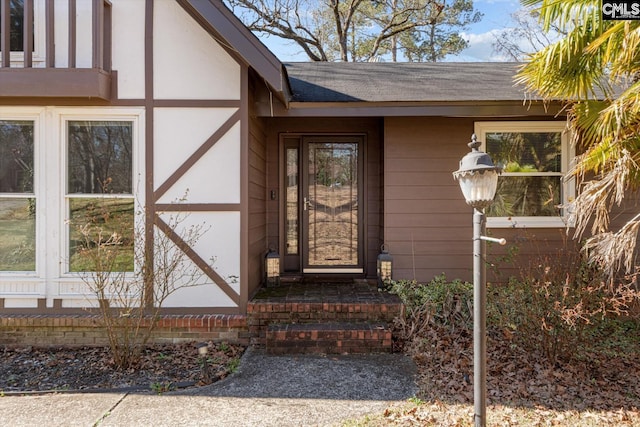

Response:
(256, 99), (565, 118)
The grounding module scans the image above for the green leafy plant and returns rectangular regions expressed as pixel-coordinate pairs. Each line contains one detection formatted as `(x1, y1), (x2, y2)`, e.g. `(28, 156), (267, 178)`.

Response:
(226, 357), (240, 374)
(389, 274), (472, 350)
(150, 381), (174, 394)
(156, 352), (170, 361)
(407, 396), (425, 405)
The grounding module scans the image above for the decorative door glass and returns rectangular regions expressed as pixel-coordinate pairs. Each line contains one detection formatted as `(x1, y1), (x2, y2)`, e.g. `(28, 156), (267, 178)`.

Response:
(305, 142), (359, 267)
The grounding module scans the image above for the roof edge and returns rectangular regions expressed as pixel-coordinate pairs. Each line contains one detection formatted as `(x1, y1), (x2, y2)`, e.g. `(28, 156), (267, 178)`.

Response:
(256, 99), (565, 118)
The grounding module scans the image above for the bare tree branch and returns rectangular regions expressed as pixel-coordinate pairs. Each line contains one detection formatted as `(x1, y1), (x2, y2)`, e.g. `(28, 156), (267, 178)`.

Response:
(225, 0), (481, 61)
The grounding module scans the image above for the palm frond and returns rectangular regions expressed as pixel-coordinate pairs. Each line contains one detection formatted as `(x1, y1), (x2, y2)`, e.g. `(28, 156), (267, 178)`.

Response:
(583, 215), (640, 278)
(570, 149), (637, 238)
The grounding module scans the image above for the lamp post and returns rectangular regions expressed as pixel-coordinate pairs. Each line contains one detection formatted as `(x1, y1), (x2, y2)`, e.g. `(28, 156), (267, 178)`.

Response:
(196, 342), (211, 383)
(453, 134), (505, 427)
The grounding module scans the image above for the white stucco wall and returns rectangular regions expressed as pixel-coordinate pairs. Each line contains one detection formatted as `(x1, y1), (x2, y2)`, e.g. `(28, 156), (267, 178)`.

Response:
(151, 2), (243, 308)
(111, 0), (146, 99)
(0, 1), (244, 311)
(153, 0), (241, 100)
(157, 211), (241, 307)
(153, 107), (240, 203)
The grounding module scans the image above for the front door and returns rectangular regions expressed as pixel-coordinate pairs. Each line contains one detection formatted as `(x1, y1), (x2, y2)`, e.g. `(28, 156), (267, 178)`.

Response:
(302, 137), (363, 273)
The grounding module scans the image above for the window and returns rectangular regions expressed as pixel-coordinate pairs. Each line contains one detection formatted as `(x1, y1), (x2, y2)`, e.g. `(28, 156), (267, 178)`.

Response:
(0, 0), (26, 52)
(0, 0), (44, 65)
(0, 119), (35, 271)
(66, 121), (135, 272)
(475, 121), (574, 228)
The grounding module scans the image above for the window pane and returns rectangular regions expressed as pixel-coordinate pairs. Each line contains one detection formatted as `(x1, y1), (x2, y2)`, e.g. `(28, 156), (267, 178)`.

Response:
(285, 148), (298, 255)
(0, 0), (26, 52)
(486, 132), (561, 173)
(68, 121), (133, 194)
(488, 176), (561, 217)
(68, 198), (134, 272)
(0, 198), (35, 271)
(0, 120), (34, 193)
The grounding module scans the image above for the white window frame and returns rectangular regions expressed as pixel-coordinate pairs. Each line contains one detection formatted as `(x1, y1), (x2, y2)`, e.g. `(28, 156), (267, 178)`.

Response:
(59, 108), (144, 277)
(1, 0), (46, 66)
(0, 108), (44, 277)
(474, 121), (575, 228)
(0, 107), (144, 308)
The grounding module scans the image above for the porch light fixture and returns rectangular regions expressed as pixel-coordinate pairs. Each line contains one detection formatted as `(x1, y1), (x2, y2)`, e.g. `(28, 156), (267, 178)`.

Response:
(453, 134), (505, 427)
(377, 244), (393, 290)
(265, 247), (280, 287)
(453, 134), (500, 209)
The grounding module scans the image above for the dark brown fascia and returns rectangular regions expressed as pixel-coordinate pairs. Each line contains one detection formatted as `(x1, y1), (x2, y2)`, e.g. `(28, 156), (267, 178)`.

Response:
(176, 0), (291, 107)
(255, 100), (564, 118)
(0, 68), (113, 100)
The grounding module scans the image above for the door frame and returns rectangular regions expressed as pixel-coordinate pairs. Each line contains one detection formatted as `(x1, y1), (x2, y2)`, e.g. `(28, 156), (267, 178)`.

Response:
(279, 133), (367, 275)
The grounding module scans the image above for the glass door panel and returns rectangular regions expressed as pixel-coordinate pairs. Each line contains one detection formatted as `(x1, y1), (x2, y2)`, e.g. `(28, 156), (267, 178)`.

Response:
(304, 140), (361, 271)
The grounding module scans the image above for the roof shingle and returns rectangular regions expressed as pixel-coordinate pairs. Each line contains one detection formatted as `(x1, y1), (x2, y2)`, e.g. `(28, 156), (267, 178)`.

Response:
(284, 62), (530, 103)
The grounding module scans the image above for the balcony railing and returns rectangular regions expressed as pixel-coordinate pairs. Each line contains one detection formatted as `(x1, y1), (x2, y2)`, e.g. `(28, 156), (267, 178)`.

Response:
(0, 0), (113, 100)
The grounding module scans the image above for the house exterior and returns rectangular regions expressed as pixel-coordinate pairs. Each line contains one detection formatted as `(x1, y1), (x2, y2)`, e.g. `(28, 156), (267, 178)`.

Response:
(0, 0), (604, 344)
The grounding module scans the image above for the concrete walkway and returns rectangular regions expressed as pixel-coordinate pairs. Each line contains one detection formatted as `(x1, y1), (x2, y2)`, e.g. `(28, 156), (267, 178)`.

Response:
(1, 348), (418, 426)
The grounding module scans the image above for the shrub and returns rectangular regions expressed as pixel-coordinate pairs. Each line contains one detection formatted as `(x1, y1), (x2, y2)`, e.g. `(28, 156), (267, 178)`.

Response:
(76, 193), (211, 369)
(488, 239), (640, 364)
(389, 274), (472, 350)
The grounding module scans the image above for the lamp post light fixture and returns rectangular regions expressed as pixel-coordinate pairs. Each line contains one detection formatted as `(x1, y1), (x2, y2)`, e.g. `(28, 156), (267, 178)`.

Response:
(453, 134), (506, 427)
(196, 342), (211, 383)
(376, 244), (393, 290)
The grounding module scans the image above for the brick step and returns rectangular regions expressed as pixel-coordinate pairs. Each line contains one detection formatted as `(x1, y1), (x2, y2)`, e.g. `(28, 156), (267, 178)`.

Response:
(248, 301), (401, 324)
(265, 322), (392, 355)
(247, 301), (402, 347)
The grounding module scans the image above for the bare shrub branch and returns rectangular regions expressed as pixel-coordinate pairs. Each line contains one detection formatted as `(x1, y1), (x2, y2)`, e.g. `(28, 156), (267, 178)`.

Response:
(76, 194), (211, 369)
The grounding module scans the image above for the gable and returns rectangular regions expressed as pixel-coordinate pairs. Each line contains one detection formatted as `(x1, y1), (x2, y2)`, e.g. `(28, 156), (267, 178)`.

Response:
(177, 0), (290, 104)
(155, 0), (241, 100)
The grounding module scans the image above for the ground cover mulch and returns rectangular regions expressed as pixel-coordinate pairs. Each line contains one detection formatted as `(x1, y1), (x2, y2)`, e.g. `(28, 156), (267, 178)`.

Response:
(0, 341), (245, 394)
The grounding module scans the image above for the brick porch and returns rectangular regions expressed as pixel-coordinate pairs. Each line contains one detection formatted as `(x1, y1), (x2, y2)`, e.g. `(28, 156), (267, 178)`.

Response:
(247, 280), (403, 354)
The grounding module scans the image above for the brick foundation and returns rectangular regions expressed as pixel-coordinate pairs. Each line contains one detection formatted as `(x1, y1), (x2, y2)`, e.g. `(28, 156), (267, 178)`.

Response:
(0, 314), (249, 347)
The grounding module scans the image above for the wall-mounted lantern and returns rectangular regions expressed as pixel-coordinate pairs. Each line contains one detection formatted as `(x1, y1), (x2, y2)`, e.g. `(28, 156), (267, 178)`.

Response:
(377, 244), (393, 290)
(265, 247), (280, 287)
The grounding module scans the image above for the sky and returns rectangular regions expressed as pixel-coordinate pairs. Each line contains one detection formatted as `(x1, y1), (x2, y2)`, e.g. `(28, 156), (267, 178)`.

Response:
(257, 0), (525, 62)
(456, 0), (524, 61)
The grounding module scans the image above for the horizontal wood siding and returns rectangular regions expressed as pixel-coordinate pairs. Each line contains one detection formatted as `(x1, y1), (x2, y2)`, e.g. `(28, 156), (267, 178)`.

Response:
(383, 117), (568, 284)
(248, 85), (267, 296)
